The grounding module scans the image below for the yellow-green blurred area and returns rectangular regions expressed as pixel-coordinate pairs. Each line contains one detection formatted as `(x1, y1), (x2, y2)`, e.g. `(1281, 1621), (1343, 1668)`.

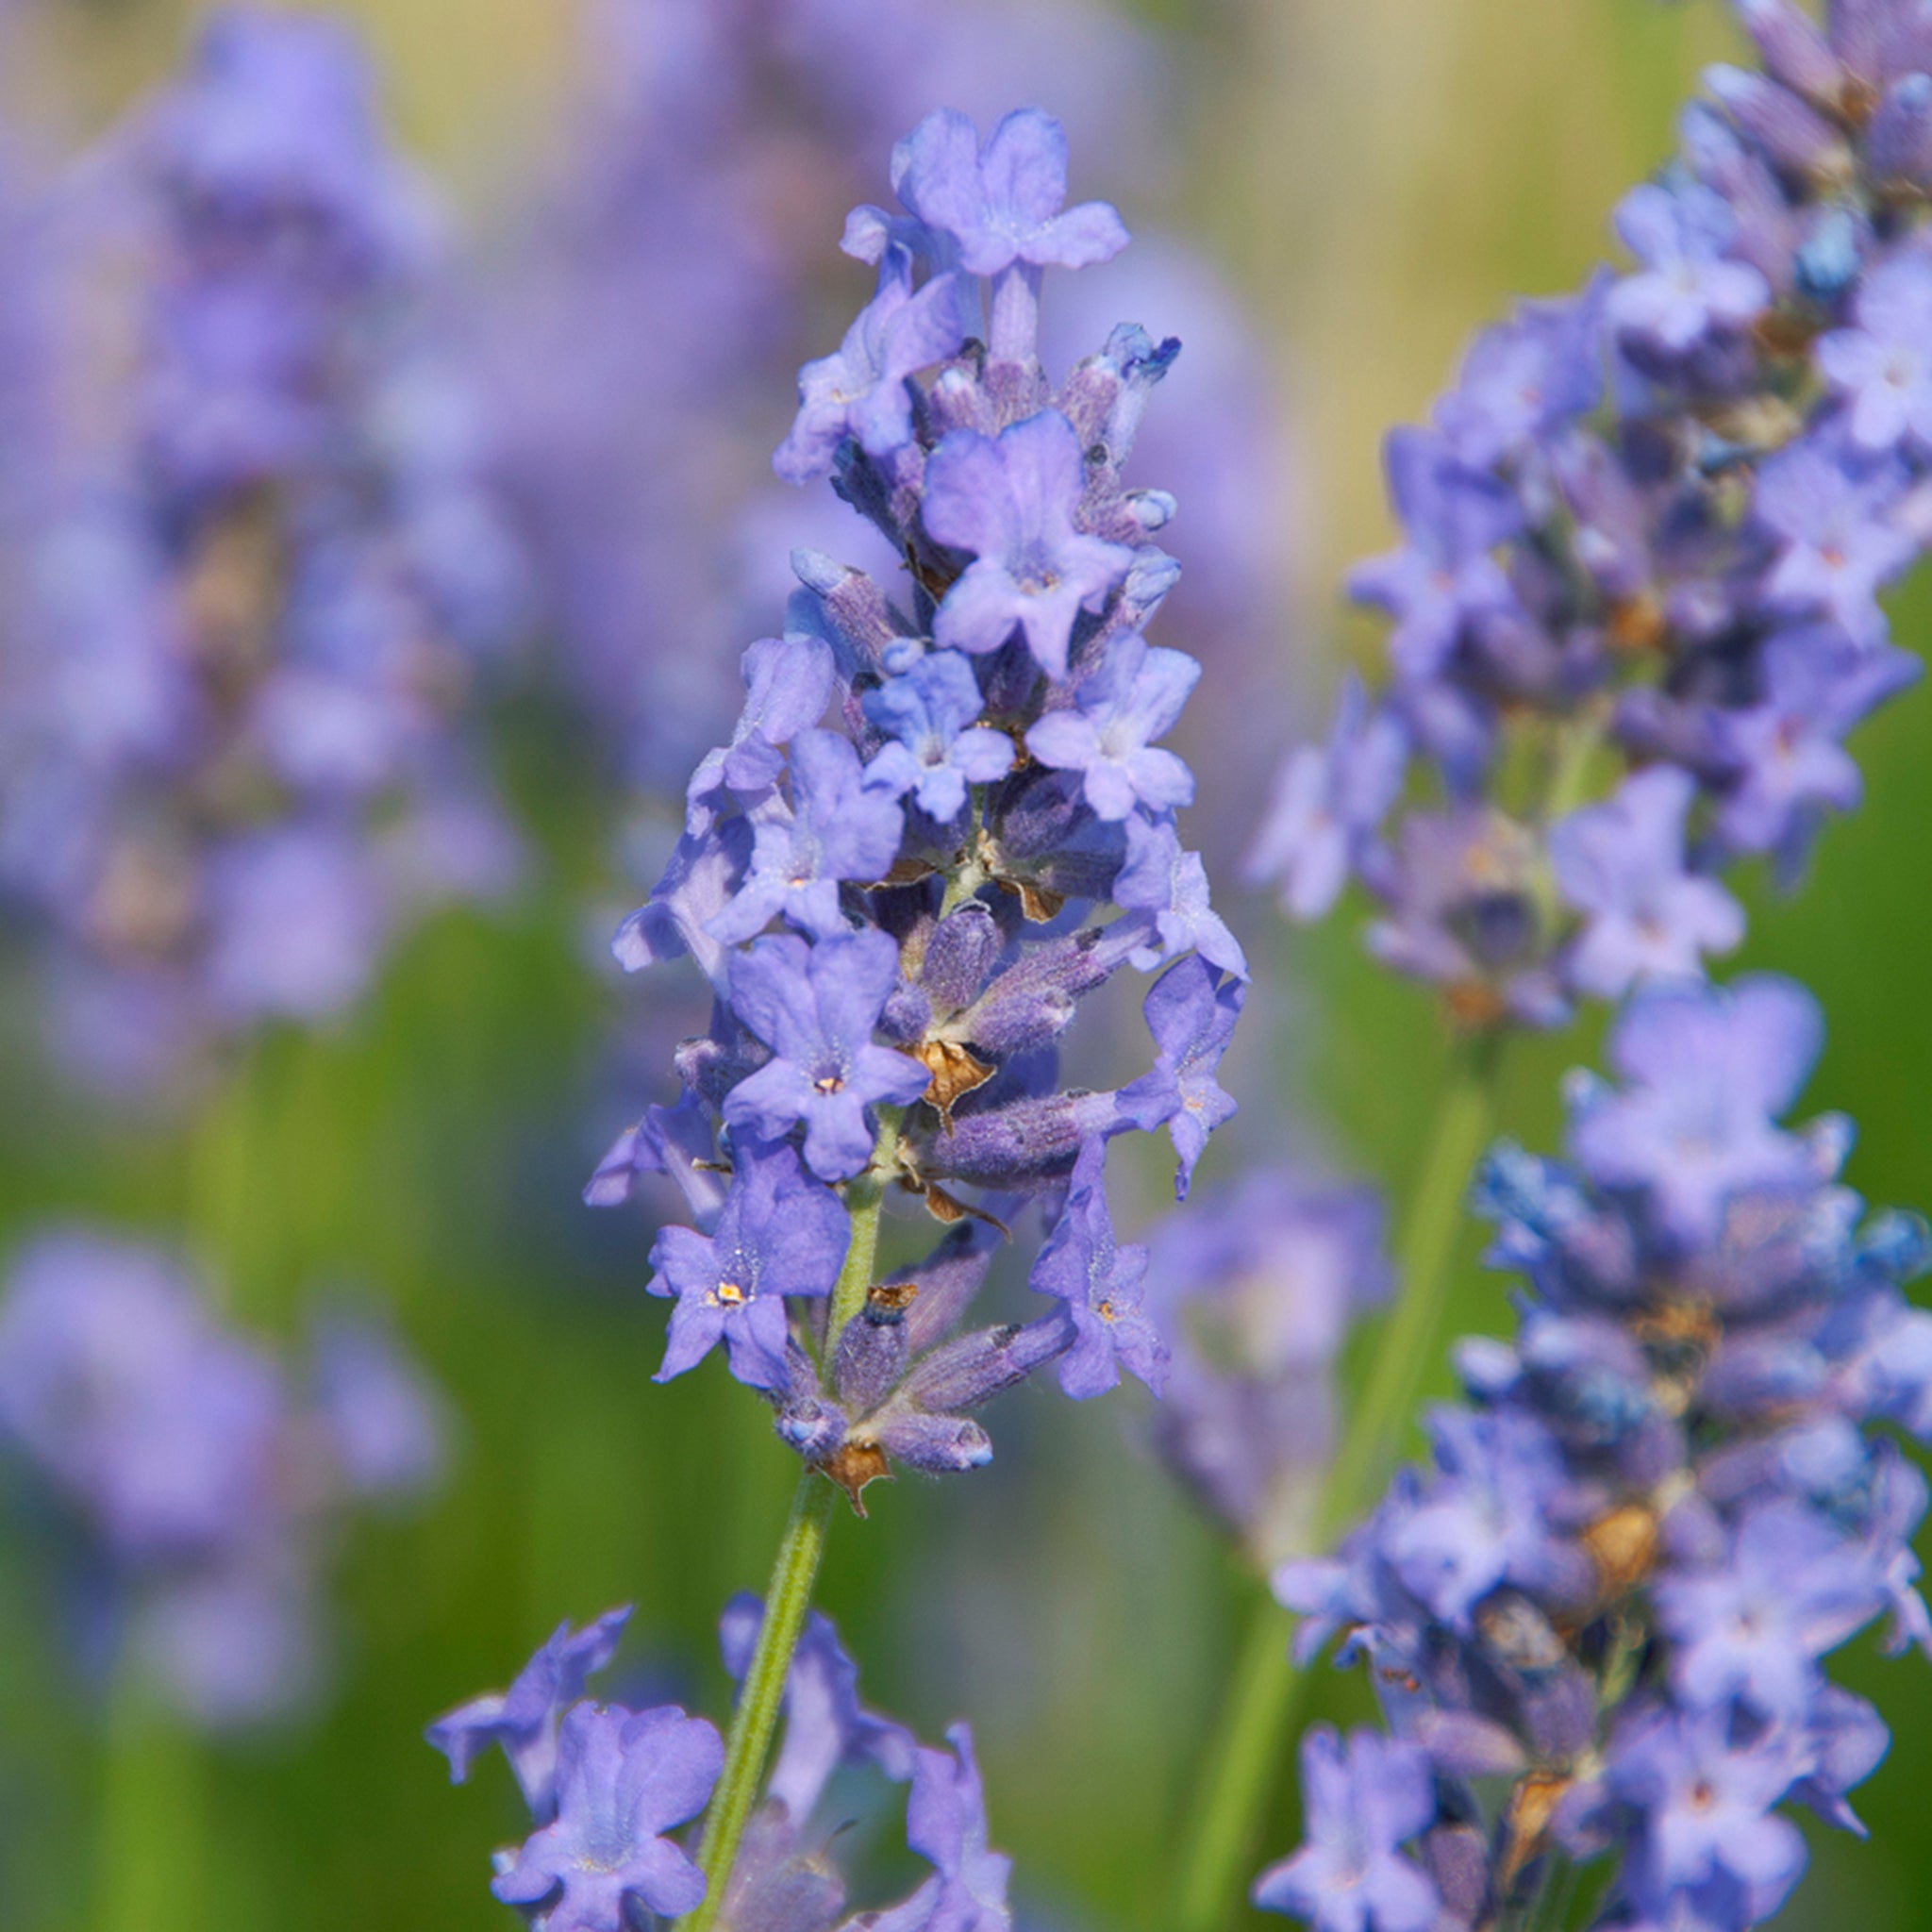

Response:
(3, 2), (1932, 1929)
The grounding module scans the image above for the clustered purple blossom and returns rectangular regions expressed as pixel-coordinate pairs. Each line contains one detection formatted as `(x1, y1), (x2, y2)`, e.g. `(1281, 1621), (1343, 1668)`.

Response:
(591, 106), (1245, 1506)
(0, 1224), (443, 1727)
(0, 8), (525, 1096)
(1262, 974), (1932, 1932)
(429, 1594), (1012, 1932)
(1251, 0), (1932, 1027)
(1142, 1166), (1392, 1569)
(485, 0), (1294, 793)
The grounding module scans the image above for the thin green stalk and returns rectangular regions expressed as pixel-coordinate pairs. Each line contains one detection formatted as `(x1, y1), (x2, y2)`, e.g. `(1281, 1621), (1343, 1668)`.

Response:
(1170, 1033), (1504, 1932)
(93, 1638), (208, 1932)
(680, 1107), (902, 1932)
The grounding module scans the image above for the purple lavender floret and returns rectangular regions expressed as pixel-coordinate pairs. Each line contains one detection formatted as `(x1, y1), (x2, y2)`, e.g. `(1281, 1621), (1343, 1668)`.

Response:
(1252, 1725), (1439, 1932)
(0, 1224), (443, 1729)
(598, 103), (1237, 1493)
(1258, 973), (1932, 1932)
(1028, 1138), (1168, 1399)
(648, 1141), (851, 1389)
(0, 8), (526, 1096)
(1253, 10), (1932, 1032)
(490, 1704), (722, 1929)
(924, 409), (1135, 680)
(427, 1607), (635, 1816)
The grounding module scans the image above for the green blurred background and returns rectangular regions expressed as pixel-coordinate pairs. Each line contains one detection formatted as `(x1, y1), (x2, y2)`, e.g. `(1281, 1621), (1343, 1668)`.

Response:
(5, 1), (1931, 1928)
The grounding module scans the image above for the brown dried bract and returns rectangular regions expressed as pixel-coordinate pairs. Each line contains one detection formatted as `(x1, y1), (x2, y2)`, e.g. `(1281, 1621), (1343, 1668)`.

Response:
(915, 1039), (995, 1125)
(819, 1441), (891, 1516)
(1582, 1503), (1658, 1601)
(1499, 1773), (1573, 1890)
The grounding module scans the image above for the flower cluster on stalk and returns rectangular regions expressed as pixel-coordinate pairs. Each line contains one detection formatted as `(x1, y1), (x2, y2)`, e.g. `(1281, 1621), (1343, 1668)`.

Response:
(1263, 974), (1932, 1932)
(0, 1225), (443, 1726)
(591, 106), (1245, 1507)
(486, 0), (1292, 791)
(429, 1595), (1012, 1932)
(0, 8), (526, 1095)
(1251, 0), (1932, 1027)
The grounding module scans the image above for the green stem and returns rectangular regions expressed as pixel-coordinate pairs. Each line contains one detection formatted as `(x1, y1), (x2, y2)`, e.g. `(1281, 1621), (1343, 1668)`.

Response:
(1169, 1031), (1504, 1932)
(94, 1667), (207, 1932)
(679, 1107), (902, 1932)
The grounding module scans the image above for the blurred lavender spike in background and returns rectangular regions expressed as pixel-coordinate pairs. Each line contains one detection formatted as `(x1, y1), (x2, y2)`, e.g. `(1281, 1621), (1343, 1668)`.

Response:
(0, 1224), (445, 1728)
(1145, 1168), (1392, 1569)
(0, 6), (528, 1099)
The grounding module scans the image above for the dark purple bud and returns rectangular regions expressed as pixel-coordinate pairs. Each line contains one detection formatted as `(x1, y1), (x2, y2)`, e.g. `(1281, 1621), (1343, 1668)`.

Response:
(789, 552), (906, 675)
(880, 980), (933, 1046)
(1706, 64), (1845, 176)
(832, 1301), (910, 1414)
(1737, 0), (1845, 102)
(890, 1221), (1003, 1354)
(904, 1311), (1073, 1411)
(1868, 72), (1932, 180)
(1413, 1711), (1526, 1778)
(774, 1398), (847, 1462)
(675, 1002), (767, 1111)
(871, 1410), (993, 1474)
(1421, 1823), (1492, 1928)
(926, 362), (999, 440)
(957, 926), (1123, 1057)
(921, 1088), (1117, 1191)
(921, 904), (1005, 1013)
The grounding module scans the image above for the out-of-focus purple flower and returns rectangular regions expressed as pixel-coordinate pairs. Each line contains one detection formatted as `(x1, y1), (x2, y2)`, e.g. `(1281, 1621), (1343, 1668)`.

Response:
(724, 930), (930, 1181)
(1709, 627), (1919, 868)
(1607, 181), (1770, 354)
(1569, 974), (1824, 1245)
(1247, 675), (1407, 922)
(426, 1606), (634, 1816)
(1024, 632), (1199, 821)
(924, 410), (1135, 680)
(1816, 252), (1932, 453)
(1028, 1138), (1167, 1399)
(1754, 440), (1915, 645)
(0, 1224), (444, 1729)
(1550, 767), (1745, 999)
(647, 1141), (850, 1389)
(1610, 1710), (1807, 1921)
(1435, 286), (1605, 468)
(1252, 1725), (1439, 1932)
(0, 8), (526, 1097)
(1115, 955), (1242, 1200)
(490, 1703), (722, 1928)
(1348, 429), (1522, 681)
(1655, 1501), (1884, 1719)
(863, 650), (1014, 822)
(307, 1308), (446, 1502)
(1148, 1171), (1391, 1565)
